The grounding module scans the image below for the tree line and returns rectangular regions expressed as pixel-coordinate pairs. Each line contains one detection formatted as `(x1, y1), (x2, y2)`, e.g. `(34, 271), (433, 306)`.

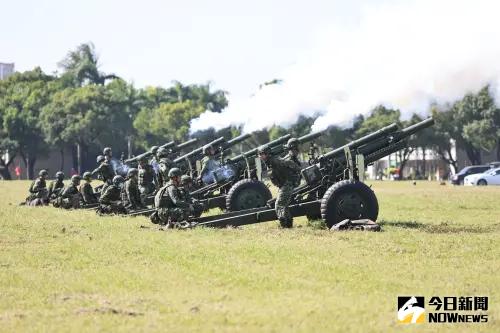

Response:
(1, 43), (499, 180)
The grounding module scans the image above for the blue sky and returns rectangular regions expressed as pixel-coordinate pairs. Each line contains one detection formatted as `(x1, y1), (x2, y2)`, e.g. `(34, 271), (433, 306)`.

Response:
(0, 0), (385, 98)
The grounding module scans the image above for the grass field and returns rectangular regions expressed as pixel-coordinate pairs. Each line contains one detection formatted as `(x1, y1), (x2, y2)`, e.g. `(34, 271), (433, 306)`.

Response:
(0, 180), (499, 332)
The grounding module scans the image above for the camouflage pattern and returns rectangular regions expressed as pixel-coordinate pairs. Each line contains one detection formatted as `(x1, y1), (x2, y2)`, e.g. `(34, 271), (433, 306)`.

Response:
(283, 152), (302, 168)
(98, 184), (126, 214)
(26, 177), (48, 205)
(138, 163), (156, 195)
(54, 185), (81, 209)
(158, 157), (175, 187)
(80, 182), (98, 204)
(200, 156), (220, 184)
(151, 182), (191, 226)
(264, 155), (301, 228)
(124, 177), (144, 210)
(92, 161), (115, 185)
(48, 179), (65, 200)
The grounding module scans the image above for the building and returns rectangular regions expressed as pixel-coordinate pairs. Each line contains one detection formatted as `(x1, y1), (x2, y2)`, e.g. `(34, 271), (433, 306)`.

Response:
(0, 62), (14, 80)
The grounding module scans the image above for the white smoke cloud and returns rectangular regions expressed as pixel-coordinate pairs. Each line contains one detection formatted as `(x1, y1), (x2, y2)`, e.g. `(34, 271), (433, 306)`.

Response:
(191, 0), (500, 133)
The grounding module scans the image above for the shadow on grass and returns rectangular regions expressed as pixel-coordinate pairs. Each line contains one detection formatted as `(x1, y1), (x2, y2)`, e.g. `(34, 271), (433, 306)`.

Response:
(379, 220), (500, 234)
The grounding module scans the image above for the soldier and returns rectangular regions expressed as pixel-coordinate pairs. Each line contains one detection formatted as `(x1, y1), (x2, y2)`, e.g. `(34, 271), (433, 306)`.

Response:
(26, 169), (49, 206)
(123, 168), (145, 210)
(98, 175), (126, 215)
(258, 145), (301, 228)
(151, 168), (193, 227)
(138, 156), (157, 195)
(48, 171), (65, 201)
(157, 147), (176, 187)
(149, 145), (160, 171)
(55, 175), (82, 209)
(199, 144), (220, 184)
(92, 154), (115, 187)
(180, 174), (204, 217)
(103, 147), (113, 162)
(80, 171), (98, 205)
(284, 138), (302, 168)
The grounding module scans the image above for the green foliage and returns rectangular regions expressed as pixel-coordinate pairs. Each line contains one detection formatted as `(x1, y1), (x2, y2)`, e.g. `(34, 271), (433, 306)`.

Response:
(354, 105), (401, 138)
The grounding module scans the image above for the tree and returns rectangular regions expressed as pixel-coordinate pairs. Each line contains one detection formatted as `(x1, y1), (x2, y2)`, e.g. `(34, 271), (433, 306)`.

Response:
(428, 106), (459, 173)
(58, 42), (118, 87)
(0, 68), (55, 179)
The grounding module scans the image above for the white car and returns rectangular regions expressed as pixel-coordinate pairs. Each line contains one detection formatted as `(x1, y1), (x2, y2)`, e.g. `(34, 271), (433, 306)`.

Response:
(464, 167), (500, 186)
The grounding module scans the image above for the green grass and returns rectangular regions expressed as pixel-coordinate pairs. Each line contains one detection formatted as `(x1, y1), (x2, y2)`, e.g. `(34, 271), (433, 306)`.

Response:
(0, 180), (499, 332)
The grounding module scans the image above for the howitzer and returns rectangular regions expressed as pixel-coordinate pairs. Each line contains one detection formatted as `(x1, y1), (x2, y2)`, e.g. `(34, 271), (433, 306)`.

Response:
(182, 117), (434, 229)
(124, 138), (198, 165)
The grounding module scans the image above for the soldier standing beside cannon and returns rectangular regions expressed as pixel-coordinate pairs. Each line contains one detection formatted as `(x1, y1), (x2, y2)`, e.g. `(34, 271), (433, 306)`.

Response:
(138, 156), (157, 196)
(199, 144), (220, 184)
(258, 145), (301, 228)
(157, 147), (176, 188)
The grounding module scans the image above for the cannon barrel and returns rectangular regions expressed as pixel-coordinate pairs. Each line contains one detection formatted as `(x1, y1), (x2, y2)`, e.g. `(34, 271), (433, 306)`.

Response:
(320, 123), (398, 161)
(226, 133), (252, 147)
(173, 138), (198, 151)
(174, 136), (226, 164)
(297, 130), (324, 144)
(159, 141), (176, 149)
(229, 134), (292, 164)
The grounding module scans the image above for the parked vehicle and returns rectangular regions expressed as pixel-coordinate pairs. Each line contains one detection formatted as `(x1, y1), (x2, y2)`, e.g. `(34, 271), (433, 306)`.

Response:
(488, 161), (500, 169)
(464, 167), (500, 186)
(450, 165), (490, 185)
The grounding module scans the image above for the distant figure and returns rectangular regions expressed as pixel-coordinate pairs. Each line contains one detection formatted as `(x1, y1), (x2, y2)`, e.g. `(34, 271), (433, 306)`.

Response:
(15, 165), (21, 179)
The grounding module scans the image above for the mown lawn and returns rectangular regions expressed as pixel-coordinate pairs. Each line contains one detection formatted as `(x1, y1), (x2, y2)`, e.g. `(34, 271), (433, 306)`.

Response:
(0, 180), (498, 332)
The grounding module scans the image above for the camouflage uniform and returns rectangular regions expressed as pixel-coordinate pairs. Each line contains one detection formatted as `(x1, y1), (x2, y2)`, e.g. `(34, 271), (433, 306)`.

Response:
(80, 182), (97, 205)
(92, 161), (115, 185)
(152, 182), (191, 226)
(27, 177), (48, 206)
(138, 163), (157, 195)
(98, 184), (126, 214)
(200, 156), (220, 184)
(265, 155), (301, 228)
(180, 176), (204, 217)
(48, 179), (65, 201)
(283, 152), (302, 168)
(55, 185), (81, 209)
(124, 177), (144, 210)
(158, 157), (175, 187)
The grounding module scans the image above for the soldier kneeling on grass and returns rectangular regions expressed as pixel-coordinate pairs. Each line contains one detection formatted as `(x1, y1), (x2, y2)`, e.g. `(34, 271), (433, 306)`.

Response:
(80, 172), (98, 205)
(54, 175), (82, 209)
(48, 171), (65, 202)
(23, 169), (49, 206)
(150, 168), (194, 228)
(181, 174), (204, 217)
(258, 145), (301, 228)
(97, 175), (127, 215)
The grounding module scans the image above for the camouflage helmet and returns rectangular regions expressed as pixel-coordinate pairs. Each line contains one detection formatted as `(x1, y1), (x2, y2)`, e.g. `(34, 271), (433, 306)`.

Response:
(286, 138), (299, 150)
(82, 171), (92, 180)
(103, 147), (112, 156)
(257, 145), (271, 155)
(55, 171), (64, 179)
(71, 175), (81, 184)
(150, 146), (159, 155)
(202, 144), (213, 155)
(156, 147), (168, 158)
(39, 169), (49, 177)
(127, 168), (138, 177)
(96, 155), (105, 164)
(112, 175), (125, 186)
(168, 168), (182, 178)
(181, 174), (192, 184)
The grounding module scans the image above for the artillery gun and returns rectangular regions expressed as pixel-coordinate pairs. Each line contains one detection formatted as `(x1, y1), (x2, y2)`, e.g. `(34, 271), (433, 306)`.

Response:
(184, 117), (434, 229)
(124, 138), (199, 166)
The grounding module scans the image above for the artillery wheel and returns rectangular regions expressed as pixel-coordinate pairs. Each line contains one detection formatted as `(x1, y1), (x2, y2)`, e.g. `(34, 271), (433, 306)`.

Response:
(226, 179), (272, 212)
(321, 179), (378, 228)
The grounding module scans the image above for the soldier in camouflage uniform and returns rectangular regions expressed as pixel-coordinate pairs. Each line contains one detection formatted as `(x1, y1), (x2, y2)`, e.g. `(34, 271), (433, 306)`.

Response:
(199, 144), (220, 184)
(54, 175), (82, 209)
(48, 171), (65, 201)
(151, 168), (193, 227)
(157, 147), (176, 188)
(92, 154), (115, 188)
(138, 156), (157, 195)
(80, 171), (98, 205)
(149, 145), (160, 171)
(123, 168), (145, 210)
(181, 174), (204, 217)
(25, 169), (49, 206)
(284, 138), (302, 168)
(258, 145), (301, 228)
(97, 175), (126, 215)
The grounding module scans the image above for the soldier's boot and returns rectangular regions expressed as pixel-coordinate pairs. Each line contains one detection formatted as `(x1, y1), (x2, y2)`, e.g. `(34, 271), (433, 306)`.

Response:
(278, 218), (293, 228)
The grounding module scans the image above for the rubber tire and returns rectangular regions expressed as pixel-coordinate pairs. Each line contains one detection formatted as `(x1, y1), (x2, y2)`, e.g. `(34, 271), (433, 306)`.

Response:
(477, 179), (487, 186)
(321, 179), (379, 228)
(226, 179), (272, 212)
